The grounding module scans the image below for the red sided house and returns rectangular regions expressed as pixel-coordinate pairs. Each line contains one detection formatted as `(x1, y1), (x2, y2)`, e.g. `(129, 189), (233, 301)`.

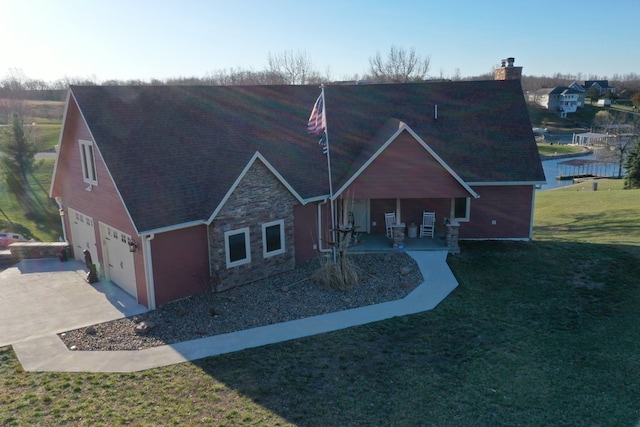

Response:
(50, 79), (545, 308)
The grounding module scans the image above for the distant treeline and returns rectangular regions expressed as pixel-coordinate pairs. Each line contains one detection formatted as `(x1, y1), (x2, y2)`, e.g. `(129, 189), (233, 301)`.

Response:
(2, 70), (640, 102)
(0, 88), (67, 102)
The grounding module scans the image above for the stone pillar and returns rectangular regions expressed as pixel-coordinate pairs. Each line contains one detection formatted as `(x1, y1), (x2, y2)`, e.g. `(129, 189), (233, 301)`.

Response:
(445, 220), (460, 254)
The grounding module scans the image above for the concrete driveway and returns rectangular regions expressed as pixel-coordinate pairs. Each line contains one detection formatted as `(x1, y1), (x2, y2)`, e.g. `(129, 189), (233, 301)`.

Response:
(0, 258), (147, 347)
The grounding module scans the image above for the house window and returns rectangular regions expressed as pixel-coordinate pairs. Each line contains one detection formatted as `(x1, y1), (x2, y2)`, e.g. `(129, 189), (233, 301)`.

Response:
(79, 140), (97, 185)
(262, 220), (285, 258)
(452, 197), (470, 222)
(225, 227), (251, 268)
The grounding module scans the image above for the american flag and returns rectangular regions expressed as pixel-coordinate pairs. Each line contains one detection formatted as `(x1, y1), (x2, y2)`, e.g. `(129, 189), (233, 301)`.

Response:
(318, 133), (328, 156)
(307, 93), (325, 136)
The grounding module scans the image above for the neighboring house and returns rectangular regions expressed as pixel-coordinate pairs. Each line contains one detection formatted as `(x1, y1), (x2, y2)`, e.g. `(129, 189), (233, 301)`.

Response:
(50, 79), (545, 308)
(584, 80), (616, 96)
(568, 81), (587, 107)
(569, 80), (617, 106)
(530, 86), (580, 118)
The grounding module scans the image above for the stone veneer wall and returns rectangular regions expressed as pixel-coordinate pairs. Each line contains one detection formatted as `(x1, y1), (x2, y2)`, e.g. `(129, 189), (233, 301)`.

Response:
(9, 242), (70, 263)
(209, 161), (297, 292)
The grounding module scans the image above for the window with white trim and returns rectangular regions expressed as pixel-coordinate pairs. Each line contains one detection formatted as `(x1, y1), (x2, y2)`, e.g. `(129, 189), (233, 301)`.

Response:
(452, 197), (470, 222)
(225, 227), (251, 268)
(262, 220), (285, 258)
(79, 139), (97, 185)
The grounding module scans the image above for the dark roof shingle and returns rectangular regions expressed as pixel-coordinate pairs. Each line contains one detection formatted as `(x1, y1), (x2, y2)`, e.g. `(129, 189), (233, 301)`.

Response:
(70, 80), (543, 233)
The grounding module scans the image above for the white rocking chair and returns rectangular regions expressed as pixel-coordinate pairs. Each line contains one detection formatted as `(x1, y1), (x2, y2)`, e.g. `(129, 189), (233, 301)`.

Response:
(420, 211), (435, 238)
(384, 212), (396, 239)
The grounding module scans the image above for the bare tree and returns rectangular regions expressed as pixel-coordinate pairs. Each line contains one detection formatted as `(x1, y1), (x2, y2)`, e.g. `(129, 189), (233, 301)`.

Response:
(592, 110), (639, 178)
(1, 68), (27, 93)
(51, 75), (98, 90)
(206, 68), (289, 86)
(368, 46), (431, 83)
(267, 50), (322, 85)
(0, 69), (29, 117)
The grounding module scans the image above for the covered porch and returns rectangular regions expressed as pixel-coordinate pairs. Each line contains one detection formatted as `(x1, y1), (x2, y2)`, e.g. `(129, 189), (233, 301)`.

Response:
(346, 232), (449, 253)
(334, 197), (463, 254)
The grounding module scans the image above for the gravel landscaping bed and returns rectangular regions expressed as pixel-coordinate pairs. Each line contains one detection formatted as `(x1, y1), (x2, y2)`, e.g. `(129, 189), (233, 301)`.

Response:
(59, 252), (423, 351)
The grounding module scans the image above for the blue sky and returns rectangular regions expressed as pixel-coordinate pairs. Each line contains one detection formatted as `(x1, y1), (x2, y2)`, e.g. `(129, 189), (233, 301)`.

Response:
(3, 0), (639, 83)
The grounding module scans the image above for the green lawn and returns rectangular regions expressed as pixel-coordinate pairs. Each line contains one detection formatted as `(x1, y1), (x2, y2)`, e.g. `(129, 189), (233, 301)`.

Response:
(1, 171), (640, 423)
(0, 158), (62, 242)
(537, 142), (584, 157)
(535, 179), (640, 255)
(1, 99), (62, 240)
(528, 104), (598, 130)
(33, 124), (62, 151)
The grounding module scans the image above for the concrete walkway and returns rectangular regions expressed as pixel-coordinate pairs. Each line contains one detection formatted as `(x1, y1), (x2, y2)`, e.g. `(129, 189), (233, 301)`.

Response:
(6, 251), (458, 373)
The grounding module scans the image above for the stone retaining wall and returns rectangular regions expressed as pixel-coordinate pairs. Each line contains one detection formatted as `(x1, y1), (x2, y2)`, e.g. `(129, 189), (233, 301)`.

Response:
(9, 242), (70, 263)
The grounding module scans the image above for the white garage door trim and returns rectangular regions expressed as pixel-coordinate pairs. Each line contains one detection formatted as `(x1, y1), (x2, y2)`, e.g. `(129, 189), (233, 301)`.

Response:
(100, 222), (137, 300)
(67, 208), (98, 267)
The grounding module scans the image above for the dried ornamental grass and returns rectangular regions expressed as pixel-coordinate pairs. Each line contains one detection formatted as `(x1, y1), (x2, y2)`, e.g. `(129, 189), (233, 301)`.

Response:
(313, 252), (360, 291)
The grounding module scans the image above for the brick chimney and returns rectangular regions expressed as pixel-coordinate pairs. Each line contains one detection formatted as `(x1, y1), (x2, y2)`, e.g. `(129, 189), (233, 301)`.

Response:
(494, 57), (523, 80)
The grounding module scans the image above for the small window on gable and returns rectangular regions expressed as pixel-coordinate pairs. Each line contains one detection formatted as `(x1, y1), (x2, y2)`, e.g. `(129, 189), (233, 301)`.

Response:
(262, 220), (285, 258)
(225, 227), (251, 268)
(79, 139), (97, 186)
(452, 197), (470, 222)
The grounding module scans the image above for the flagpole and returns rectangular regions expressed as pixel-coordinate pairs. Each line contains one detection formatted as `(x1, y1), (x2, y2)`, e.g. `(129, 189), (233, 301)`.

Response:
(321, 85), (337, 262)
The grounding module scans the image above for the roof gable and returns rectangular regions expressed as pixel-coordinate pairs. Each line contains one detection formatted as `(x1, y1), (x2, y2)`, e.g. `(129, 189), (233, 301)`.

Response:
(325, 80), (544, 185)
(544, 86), (579, 95)
(69, 85), (328, 233)
(207, 152), (306, 224)
(569, 81), (585, 92)
(49, 90), (72, 198)
(585, 80), (611, 89)
(334, 120), (478, 199)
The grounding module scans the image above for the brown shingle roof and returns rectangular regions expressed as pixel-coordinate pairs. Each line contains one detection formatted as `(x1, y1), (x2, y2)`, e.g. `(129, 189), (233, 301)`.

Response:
(70, 80), (543, 233)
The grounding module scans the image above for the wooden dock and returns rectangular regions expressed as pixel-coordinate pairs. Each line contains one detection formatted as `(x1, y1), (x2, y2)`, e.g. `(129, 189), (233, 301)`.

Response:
(555, 158), (618, 180)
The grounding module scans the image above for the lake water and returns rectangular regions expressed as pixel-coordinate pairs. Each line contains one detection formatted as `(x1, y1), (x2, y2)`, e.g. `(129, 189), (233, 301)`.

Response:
(539, 154), (622, 191)
(536, 131), (626, 191)
(538, 132), (583, 190)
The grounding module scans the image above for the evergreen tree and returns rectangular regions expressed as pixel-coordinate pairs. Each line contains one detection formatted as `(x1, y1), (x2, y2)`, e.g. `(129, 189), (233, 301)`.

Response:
(0, 113), (37, 196)
(624, 140), (640, 189)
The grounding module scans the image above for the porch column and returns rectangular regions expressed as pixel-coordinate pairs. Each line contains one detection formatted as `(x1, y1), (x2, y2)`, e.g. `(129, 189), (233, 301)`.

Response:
(395, 198), (401, 224)
(445, 219), (460, 254)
